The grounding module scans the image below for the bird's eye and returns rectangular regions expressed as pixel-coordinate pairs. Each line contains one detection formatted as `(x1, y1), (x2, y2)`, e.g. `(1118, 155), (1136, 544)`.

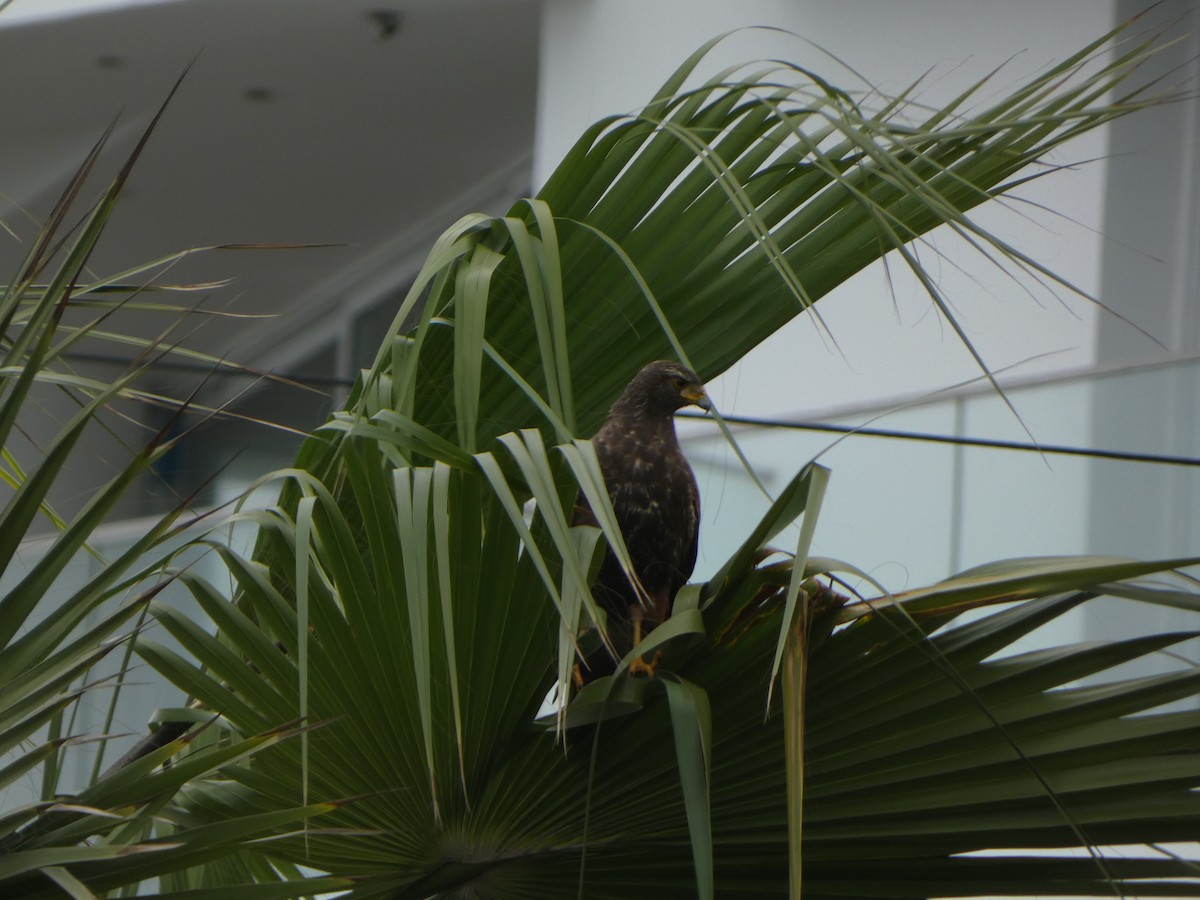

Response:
(672, 377), (687, 389)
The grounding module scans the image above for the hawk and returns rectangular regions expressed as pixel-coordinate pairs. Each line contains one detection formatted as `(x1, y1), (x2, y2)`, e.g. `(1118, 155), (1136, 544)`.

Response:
(574, 360), (708, 679)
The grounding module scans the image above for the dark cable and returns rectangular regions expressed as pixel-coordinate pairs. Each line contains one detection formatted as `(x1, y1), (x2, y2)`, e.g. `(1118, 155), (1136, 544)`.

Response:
(64, 351), (352, 388)
(64, 352), (1200, 469)
(679, 410), (1200, 469)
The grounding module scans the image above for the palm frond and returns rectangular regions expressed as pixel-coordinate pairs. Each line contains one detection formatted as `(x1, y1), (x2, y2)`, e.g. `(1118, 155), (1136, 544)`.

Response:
(0, 75), (329, 898)
(138, 22), (1200, 899)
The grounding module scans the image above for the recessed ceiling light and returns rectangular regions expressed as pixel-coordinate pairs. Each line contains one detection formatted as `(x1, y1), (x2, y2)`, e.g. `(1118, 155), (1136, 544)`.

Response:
(366, 8), (402, 40)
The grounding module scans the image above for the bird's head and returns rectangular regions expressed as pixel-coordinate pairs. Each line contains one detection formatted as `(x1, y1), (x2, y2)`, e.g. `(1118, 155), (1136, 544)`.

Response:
(611, 360), (710, 418)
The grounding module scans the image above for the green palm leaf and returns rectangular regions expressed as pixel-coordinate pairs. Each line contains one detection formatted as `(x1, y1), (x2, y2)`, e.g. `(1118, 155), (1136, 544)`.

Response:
(141, 22), (1200, 899)
(0, 75), (332, 897)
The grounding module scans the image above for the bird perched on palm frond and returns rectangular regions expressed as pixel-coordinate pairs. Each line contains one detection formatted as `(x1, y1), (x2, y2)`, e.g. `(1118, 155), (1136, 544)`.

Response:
(573, 360), (708, 681)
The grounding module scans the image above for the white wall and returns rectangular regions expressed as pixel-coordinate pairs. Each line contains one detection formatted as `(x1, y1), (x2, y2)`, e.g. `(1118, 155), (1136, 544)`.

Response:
(0, 0), (185, 26)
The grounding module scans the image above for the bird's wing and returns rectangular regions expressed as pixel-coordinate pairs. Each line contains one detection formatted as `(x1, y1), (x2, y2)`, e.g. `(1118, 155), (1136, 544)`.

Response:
(680, 467), (701, 590)
(571, 493), (599, 529)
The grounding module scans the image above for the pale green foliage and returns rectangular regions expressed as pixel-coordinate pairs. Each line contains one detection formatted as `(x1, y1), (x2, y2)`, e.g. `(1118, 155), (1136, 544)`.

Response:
(3, 19), (1198, 900)
(0, 79), (336, 900)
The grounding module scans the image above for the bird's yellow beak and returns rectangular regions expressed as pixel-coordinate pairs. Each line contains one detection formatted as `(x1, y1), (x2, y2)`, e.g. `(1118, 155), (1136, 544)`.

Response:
(682, 384), (710, 410)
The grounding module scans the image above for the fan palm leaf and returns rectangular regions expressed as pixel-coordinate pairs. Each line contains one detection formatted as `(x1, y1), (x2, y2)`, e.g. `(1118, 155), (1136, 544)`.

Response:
(0, 78), (337, 899)
(141, 21), (1200, 899)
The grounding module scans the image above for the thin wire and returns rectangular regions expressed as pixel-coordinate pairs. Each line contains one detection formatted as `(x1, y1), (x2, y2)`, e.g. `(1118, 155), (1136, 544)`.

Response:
(64, 351), (351, 388)
(679, 410), (1200, 469)
(65, 352), (1200, 470)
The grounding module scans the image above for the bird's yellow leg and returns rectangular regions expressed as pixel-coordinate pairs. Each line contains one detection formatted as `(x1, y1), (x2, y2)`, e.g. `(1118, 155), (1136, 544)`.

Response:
(626, 607), (663, 678)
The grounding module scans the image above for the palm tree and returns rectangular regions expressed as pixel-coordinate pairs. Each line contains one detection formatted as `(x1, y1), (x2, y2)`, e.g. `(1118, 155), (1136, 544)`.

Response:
(6, 17), (1199, 899)
(0, 84), (335, 899)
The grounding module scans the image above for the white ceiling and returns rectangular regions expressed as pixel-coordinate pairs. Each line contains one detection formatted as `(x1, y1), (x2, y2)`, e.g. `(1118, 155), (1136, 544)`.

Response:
(0, 0), (540, 386)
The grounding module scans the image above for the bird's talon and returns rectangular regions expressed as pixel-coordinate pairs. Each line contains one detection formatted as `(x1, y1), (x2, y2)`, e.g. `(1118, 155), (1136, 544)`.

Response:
(627, 650), (663, 678)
